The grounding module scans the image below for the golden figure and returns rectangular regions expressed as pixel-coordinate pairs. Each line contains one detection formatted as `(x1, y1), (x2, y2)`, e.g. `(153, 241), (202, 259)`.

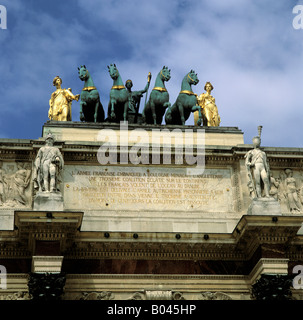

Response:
(194, 82), (220, 126)
(48, 76), (80, 121)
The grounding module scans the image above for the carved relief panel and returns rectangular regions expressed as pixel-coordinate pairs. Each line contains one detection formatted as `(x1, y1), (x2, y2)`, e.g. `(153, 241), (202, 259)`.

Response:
(0, 161), (32, 208)
(270, 168), (303, 213)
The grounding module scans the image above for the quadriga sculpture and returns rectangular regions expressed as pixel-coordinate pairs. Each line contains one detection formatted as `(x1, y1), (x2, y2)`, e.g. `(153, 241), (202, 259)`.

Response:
(142, 66), (171, 125)
(78, 65), (105, 122)
(107, 63), (129, 122)
(165, 70), (202, 125)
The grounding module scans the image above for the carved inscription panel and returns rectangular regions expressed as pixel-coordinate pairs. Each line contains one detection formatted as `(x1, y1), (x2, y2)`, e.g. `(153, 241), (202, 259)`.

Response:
(63, 166), (234, 212)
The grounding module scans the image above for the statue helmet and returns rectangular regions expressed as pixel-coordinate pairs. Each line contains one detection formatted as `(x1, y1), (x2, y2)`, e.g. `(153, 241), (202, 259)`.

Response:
(45, 132), (55, 142)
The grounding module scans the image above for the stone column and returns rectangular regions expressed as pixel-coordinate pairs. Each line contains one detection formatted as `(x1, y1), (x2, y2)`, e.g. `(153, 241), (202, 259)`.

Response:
(251, 274), (293, 300)
(28, 272), (66, 301)
(250, 258), (293, 300)
(28, 256), (66, 300)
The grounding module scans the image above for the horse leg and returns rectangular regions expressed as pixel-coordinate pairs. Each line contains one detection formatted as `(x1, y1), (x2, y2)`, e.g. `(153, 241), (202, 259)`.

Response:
(150, 101), (157, 125)
(123, 101), (128, 123)
(165, 105), (172, 124)
(142, 101), (148, 124)
(80, 101), (86, 121)
(110, 99), (116, 120)
(177, 102), (185, 125)
(94, 100), (100, 123)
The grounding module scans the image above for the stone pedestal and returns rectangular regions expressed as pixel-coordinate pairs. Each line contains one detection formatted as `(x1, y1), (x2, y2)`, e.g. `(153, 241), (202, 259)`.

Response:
(33, 192), (64, 211)
(247, 197), (281, 216)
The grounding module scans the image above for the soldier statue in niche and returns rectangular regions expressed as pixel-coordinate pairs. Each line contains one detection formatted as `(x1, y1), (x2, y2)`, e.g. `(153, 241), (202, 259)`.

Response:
(33, 133), (64, 193)
(244, 126), (271, 199)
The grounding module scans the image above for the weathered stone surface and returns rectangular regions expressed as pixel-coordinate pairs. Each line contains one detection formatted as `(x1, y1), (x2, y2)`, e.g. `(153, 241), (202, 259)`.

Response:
(247, 197), (281, 215)
(33, 192), (64, 211)
(0, 210), (14, 230)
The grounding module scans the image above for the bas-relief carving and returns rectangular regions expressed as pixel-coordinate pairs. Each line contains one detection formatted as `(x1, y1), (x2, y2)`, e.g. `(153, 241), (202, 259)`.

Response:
(0, 161), (32, 208)
(128, 291), (185, 300)
(270, 168), (303, 213)
(0, 292), (30, 300)
(199, 292), (232, 300)
(76, 291), (114, 300)
(74, 290), (232, 300)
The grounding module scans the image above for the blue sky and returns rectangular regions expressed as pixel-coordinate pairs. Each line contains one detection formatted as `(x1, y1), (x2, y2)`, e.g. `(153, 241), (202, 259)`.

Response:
(0, 0), (303, 147)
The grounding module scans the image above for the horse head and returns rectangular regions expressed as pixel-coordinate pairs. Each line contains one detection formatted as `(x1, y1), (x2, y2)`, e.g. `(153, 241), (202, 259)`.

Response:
(107, 63), (119, 80)
(187, 70), (199, 86)
(160, 66), (171, 82)
(78, 65), (89, 81)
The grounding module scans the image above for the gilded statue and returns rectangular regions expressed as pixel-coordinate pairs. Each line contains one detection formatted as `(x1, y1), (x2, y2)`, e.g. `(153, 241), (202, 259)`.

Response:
(194, 82), (220, 126)
(33, 133), (64, 193)
(244, 127), (271, 198)
(48, 76), (80, 121)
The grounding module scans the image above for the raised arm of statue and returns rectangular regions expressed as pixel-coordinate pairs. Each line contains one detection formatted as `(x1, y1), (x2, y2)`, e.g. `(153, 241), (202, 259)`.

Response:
(138, 72), (152, 95)
(64, 88), (80, 102)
